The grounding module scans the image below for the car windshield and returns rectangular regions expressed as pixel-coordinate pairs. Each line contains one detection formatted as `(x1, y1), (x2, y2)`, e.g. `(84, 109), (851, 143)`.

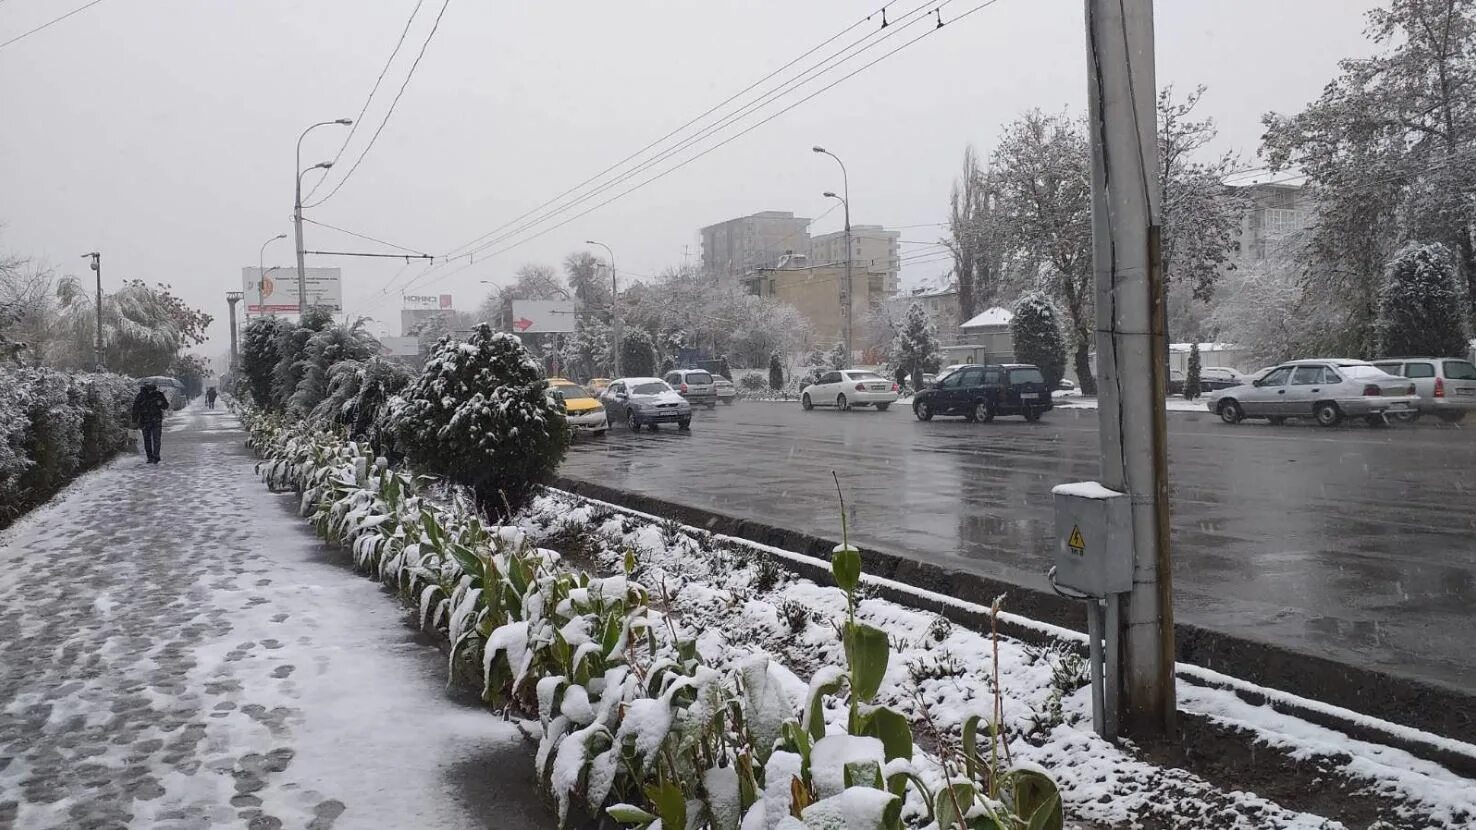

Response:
(632, 382), (670, 395)
(1009, 368), (1045, 384)
(847, 371), (884, 381)
(557, 384), (593, 398)
(684, 372), (713, 384)
(1444, 360), (1476, 380)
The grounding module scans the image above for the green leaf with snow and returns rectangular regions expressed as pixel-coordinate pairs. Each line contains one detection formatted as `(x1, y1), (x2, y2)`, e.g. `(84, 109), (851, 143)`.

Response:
(1011, 770), (1063, 830)
(644, 779), (686, 830)
(843, 623), (890, 703)
(831, 545), (861, 596)
(934, 781), (978, 830)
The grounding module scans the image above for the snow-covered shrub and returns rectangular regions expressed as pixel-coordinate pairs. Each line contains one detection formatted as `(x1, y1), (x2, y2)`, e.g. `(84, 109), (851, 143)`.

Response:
(738, 373), (768, 393)
(390, 324), (568, 518)
(620, 328), (658, 377)
(240, 316), (291, 408)
(1185, 342), (1202, 401)
(1377, 242), (1470, 359)
(288, 320), (382, 415)
(309, 356), (412, 450)
(0, 368), (135, 527)
(891, 303), (941, 391)
(769, 352), (785, 390)
(1011, 293), (1067, 390)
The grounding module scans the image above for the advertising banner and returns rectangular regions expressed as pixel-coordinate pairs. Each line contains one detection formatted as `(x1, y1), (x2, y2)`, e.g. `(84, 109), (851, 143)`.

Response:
(242, 267), (342, 316)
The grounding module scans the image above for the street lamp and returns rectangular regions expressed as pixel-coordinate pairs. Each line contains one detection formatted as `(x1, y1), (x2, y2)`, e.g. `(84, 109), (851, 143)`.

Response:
(81, 252), (102, 370)
(258, 232), (287, 278)
(586, 240), (620, 377)
(294, 118), (352, 321)
(813, 145), (852, 367)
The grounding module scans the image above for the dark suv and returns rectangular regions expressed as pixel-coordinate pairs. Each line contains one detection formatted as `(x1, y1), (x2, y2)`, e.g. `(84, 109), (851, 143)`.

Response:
(912, 363), (1053, 422)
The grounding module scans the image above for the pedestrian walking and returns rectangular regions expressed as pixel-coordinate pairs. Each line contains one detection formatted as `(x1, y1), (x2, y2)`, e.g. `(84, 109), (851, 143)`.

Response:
(131, 380), (170, 464)
(206, 386), (218, 409)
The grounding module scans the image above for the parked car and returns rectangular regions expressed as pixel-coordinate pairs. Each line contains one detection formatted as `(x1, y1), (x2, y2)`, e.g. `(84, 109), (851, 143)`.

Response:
(712, 375), (737, 405)
(1209, 359), (1419, 427)
(547, 378), (608, 435)
(1370, 357), (1476, 423)
(588, 377), (612, 394)
(599, 377), (692, 431)
(663, 369), (718, 408)
(912, 363), (1053, 422)
(1196, 367), (1247, 392)
(800, 370), (899, 411)
(1055, 377), (1077, 392)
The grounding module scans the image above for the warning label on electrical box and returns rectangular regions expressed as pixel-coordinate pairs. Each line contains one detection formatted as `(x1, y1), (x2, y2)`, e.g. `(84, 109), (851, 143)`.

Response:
(1067, 525), (1086, 556)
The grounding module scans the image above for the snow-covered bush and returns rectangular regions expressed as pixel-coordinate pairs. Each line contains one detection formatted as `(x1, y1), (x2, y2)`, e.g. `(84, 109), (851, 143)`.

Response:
(1377, 242), (1470, 359)
(1010, 293), (1067, 390)
(309, 357), (412, 451)
(1185, 343), (1202, 401)
(288, 320), (382, 415)
(769, 352), (785, 390)
(621, 328), (658, 378)
(0, 368), (135, 527)
(240, 316), (290, 408)
(738, 373), (768, 393)
(390, 324), (568, 518)
(891, 303), (941, 390)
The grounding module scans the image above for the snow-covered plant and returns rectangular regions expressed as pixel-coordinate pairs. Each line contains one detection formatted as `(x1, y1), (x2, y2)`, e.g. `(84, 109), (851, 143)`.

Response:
(1377, 242), (1470, 359)
(390, 324), (569, 519)
(891, 303), (941, 391)
(309, 356), (412, 449)
(288, 319), (382, 415)
(621, 328), (659, 378)
(1185, 343), (1202, 401)
(827, 340), (849, 372)
(769, 352), (785, 391)
(1009, 294), (1067, 391)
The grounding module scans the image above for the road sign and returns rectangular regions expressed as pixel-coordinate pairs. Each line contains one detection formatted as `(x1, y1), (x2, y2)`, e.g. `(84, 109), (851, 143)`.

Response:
(242, 267), (342, 316)
(510, 299), (576, 333)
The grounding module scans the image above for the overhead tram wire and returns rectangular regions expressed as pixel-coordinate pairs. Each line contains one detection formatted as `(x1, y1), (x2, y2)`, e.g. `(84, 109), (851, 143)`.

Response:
(305, 0), (453, 209)
(300, 217), (431, 256)
(430, 0), (946, 270)
(0, 0), (111, 50)
(433, 0), (904, 263)
(395, 0), (1006, 298)
(302, 0), (428, 203)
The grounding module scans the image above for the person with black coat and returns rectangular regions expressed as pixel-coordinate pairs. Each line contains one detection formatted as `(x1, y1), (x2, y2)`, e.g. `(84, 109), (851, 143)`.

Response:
(131, 381), (171, 464)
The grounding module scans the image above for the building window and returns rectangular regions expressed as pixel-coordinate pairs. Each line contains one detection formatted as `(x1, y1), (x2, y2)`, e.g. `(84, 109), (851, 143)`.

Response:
(1265, 208), (1301, 237)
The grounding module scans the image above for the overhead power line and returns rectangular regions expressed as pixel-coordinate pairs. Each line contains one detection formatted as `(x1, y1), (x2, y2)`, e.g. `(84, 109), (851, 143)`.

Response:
(305, 0), (453, 208)
(301, 217), (431, 255)
(0, 0), (111, 51)
(302, 0), (428, 203)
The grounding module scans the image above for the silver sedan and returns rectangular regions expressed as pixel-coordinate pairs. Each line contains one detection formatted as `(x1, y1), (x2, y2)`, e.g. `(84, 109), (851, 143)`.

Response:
(1208, 359), (1419, 427)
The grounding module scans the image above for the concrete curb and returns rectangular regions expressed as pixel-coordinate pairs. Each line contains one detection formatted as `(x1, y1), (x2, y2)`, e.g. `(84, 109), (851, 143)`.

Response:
(553, 476), (1476, 761)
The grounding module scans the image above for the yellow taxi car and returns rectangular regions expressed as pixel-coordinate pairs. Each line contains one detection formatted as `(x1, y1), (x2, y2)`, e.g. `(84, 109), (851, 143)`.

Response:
(548, 378), (608, 435)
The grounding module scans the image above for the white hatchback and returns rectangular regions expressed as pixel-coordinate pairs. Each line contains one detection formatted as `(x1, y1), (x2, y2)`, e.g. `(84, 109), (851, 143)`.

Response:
(800, 369), (900, 412)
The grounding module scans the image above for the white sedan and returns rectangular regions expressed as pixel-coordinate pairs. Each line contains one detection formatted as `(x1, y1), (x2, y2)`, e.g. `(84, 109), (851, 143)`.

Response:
(801, 369), (900, 411)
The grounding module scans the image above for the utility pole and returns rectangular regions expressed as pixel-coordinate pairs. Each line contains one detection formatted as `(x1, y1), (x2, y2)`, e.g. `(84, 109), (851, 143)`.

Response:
(813, 146), (852, 366)
(587, 240), (620, 377)
(1084, 0), (1175, 737)
(294, 119), (351, 321)
(82, 252), (102, 369)
(226, 292), (244, 372)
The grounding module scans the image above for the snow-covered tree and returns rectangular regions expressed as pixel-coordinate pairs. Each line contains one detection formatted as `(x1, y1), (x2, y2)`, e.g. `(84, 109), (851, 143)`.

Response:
(1010, 293), (1067, 390)
(1262, 0), (1476, 347)
(891, 302), (941, 391)
(826, 340), (848, 371)
(50, 278), (212, 376)
(288, 319), (382, 415)
(620, 328), (658, 377)
(945, 146), (1011, 321)
(1377, 242), (1471, 357)
(310, 356), (412, 446)
(564, 250), (611, 314)
(1206, 258), (1310, 364)
(241, 317), (291, 408)
(560, 315), (610, 381)
(991, 111), (1096, 394)
(270, 308), (334, 409)
(768, 352), (784, 390)
(391, 324), (567, 518)
(1185, 342), (1202, 400)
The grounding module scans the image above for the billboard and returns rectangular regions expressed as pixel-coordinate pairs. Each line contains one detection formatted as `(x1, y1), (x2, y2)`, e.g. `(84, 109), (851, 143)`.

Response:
(379, 336), (420, 357)
(403, 294), (453, 311)
(510, 299), (576, 333)
(242, 267), (342, 316)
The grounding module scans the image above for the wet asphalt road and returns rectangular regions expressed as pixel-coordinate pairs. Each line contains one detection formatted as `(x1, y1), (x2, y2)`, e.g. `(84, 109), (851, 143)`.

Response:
(559, 400), (1476, 693)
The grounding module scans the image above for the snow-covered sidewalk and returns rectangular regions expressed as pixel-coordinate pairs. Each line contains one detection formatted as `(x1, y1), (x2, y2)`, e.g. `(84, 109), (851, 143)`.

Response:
(1053, 393), (1209, 413)
(0, 407), (551, 829)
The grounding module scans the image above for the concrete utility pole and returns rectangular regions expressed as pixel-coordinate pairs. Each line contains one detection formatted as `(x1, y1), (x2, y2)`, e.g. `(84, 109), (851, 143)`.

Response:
(587, 240), (620, 377)
(81, 252), (102, 370)
(1085, 0), (1176, 737)
(294, 119), (351, 321)
(813, 146), (852, 366)
(225, 292), (244, 371)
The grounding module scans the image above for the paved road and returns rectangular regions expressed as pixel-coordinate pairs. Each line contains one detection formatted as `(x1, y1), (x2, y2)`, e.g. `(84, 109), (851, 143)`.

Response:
(0, 408), (551, 830)
(560, 401), (1476, 693)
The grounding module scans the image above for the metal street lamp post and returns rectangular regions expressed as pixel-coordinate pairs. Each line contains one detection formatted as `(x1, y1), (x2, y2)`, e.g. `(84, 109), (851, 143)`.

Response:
(813, 146), (852, 366)
(81, 252), (102, 370)
(586, 240), (620, 377)
(294, 119), (352, 321)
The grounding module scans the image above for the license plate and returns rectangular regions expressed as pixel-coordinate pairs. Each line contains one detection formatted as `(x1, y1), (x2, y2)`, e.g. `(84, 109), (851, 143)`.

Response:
(1021, 393), (1039, 400)
(868, 384), (887, 391)
(1386, 402), (1408, 410)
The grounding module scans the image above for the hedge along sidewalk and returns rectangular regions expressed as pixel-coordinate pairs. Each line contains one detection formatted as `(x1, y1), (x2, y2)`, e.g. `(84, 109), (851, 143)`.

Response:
(242, 412), (1476, 829)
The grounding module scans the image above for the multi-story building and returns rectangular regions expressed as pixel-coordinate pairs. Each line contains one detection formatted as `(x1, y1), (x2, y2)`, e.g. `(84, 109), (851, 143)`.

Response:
(745, 263), (887, 352)
(1223, 169), (1309, 265)
(809, 225), (902, 295)
(699, 211), (812, 288)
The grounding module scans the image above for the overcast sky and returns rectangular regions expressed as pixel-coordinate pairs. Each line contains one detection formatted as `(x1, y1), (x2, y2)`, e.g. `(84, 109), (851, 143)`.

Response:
(1, 0), (1380, 357)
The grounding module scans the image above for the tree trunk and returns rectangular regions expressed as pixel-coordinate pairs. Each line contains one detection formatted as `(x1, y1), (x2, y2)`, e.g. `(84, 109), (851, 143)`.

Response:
(957, 255), (976, 323)
(1074, 341), (1096, 396)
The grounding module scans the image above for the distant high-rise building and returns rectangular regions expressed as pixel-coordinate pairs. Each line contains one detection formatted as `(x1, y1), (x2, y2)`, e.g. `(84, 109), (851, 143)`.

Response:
(809, 225), (901, 295)
(1223, 169), (1309, 265)
(700, 211), (812, 288)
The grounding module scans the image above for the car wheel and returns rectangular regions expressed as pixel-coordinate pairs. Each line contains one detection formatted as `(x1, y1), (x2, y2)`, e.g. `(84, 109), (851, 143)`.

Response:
(1364, 415), (1389, 428)
(1024, 408), (1042, 422)
(1218, 399), (1243, 424)
(874, 402), (890, 412)
(627, 411), (641, 431)
(1267, 416), (1286, 426)
(973, 401), (995, 423)
(801, 394), (813, 411)
(1437, 411), (1466, 424)
(1391, 410), (1420, 423)
(722, 398), (734, 405)
(678, 419), (691, 430)
(837, 394), (849, 411)
(914, 401), (933, 421)
(649, 422), (660, 431)
(1314, 402), (1343, 427)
